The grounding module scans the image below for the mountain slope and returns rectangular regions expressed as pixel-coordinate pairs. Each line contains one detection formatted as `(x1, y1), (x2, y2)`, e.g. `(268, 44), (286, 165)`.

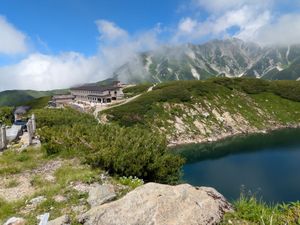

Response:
(101, 78), (300, 145)
(112, 38), (300, 83)
(0, 89), (69, 107)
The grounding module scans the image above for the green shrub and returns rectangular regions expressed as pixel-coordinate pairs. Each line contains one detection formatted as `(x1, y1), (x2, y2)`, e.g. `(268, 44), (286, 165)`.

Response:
(23, 96), (51, 109)
(106, 82), (192, 126)
(212, 77), (271, 94)
(37, 108), (184, 184)
(34, 108), (97, 128)
(0, 107), (13, 125)
(123, 83), (152, 97)
(119, 176), (144, 189)
(272, 80), (300, 102)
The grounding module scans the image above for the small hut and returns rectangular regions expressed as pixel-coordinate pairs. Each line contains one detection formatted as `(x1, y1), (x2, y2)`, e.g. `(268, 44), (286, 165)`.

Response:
(14, 106), (31, 122)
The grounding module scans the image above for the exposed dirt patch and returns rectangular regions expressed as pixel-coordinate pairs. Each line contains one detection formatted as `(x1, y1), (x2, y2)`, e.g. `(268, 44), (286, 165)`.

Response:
(0, 160), (64, 202)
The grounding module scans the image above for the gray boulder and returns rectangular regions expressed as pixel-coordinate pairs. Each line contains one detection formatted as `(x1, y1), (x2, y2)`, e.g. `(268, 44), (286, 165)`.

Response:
(80, 183), (233, 225)
(3, 217), (25, 225)
(47, 215), (70, 225)
(87, 184), (116, 207)
(29, 196), (46, 207)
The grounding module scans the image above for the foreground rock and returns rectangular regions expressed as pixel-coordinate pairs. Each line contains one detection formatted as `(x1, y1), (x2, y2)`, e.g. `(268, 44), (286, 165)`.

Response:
(79, 183), (232, 225)
(87, 184), (116, 207)
(47, 215), (70, 225)
(3, 217), (25, 225)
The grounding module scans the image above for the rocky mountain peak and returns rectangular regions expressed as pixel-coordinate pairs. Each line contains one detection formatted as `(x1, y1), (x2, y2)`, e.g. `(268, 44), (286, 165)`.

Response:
(112, 39), (300, 83)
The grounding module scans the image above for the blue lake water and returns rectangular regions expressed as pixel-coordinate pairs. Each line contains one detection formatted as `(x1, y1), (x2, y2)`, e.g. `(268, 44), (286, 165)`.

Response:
(173, 128), (300, 203)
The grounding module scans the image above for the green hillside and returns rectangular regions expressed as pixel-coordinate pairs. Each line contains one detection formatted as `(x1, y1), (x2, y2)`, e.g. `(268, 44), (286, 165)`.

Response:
(0, 89), (69, 107)
(102, 78), (300, 144)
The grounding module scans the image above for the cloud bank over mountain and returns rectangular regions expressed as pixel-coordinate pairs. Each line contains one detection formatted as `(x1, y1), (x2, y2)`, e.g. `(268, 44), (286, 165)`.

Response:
(0, 0), (300, 91)
(175, 0), (300, 45)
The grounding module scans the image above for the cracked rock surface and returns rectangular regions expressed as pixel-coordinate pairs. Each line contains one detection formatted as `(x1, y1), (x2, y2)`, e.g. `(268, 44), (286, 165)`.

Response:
(79, 182), (233, 225)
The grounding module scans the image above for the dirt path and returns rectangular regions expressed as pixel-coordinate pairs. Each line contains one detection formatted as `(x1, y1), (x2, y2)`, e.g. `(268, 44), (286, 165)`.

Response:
(94, 84), (157, 117)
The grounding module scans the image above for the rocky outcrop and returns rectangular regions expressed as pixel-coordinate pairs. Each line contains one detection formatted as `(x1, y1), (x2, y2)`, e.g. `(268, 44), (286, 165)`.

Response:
(159, 100), (300, 146)
(79, 183), (232, 225)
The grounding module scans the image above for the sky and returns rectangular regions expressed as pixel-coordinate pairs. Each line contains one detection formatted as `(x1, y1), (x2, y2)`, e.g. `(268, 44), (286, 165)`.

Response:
(0, 0), (300, 91)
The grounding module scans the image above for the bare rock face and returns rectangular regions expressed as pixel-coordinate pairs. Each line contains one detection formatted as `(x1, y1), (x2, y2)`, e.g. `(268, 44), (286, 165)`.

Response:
(79, 183), (233, 225)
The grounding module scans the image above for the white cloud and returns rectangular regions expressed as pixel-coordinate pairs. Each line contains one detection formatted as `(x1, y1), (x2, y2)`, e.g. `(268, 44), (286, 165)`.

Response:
(254, 14), (300, 46)
(178, 18), (197, 33)
(0, 19), (161, 91)
(0, 53), (103, 91)
(175, 9), (270, 42)
(95, 20), (160, 82)
(96, 20), (128, 43)
(0, 16), (28, 55)
(174, 0), (273, 43)
(235, 11), (271, 41)
(193, 0), (273, 13)
(178, 0), (300, 47)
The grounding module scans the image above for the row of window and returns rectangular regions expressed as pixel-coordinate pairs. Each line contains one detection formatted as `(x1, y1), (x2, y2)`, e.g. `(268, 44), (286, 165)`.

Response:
(71, 90), (118, 95)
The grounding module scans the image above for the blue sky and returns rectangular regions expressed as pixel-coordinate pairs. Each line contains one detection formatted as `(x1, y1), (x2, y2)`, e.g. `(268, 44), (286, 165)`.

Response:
(1, 0), (183, 55)
(0, 0), (300, 91)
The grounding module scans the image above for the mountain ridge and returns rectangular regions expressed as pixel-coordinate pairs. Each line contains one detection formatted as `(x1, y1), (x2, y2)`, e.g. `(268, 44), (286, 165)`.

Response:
(113, 38), (300, 83)
(0, 89), (69, 107)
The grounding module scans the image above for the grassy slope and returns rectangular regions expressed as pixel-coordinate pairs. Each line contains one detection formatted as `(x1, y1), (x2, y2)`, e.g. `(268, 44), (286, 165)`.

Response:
(222, 195), (300, 225)
(122, 83), (152, 98)
(103, 78), (300, 144)
(0, 89), (69, 107)
(23, 96), (52, 109)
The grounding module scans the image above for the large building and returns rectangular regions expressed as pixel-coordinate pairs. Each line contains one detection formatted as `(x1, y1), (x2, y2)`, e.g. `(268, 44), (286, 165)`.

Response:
(49, 95), (75, 107)
(70, 81), (124, 104)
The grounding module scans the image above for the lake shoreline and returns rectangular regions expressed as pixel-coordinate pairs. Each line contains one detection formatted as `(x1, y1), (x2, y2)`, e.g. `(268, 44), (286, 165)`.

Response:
(179, 126), (300, 203)
(168, 123), (300, 148)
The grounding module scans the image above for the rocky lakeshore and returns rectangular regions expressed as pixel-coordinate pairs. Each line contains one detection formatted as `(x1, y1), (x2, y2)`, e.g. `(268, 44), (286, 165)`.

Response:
(167, 122), (300, 147)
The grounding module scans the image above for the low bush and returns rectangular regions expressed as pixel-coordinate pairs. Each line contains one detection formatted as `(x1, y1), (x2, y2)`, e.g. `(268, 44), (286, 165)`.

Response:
(118, 176), (144, 189)
(123, 83), (152, 97)
(106, 84), (191, 126)
(36, 108), (184, 184)
(272, 80), (300, 102)
(23, 96), (51, 109)
(212, 77), (271, 94)
(213, 77), (300, 101)
(34, 108), (97, 127)
(0, 107), (13, 125)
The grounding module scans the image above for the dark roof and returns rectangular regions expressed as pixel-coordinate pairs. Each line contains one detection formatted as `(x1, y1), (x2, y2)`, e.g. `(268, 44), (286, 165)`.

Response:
(70, 85), (120, 92)
(52, 95), (75, 100)
(14, 106), (31, 115)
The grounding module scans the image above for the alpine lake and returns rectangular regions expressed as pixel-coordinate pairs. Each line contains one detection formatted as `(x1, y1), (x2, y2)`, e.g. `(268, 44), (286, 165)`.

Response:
(173, 128), (300, 203)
